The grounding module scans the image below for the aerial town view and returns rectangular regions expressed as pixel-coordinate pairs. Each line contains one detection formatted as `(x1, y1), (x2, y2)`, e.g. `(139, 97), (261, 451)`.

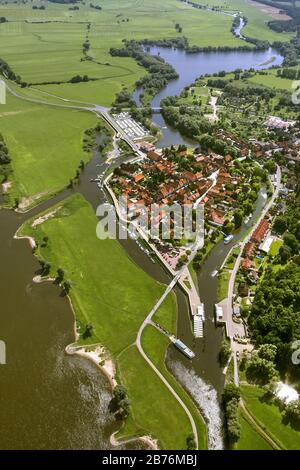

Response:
(0, 0), (300, 461)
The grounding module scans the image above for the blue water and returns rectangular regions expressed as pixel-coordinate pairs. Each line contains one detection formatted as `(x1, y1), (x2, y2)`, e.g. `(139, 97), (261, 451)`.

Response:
(133, 43), (283, 147)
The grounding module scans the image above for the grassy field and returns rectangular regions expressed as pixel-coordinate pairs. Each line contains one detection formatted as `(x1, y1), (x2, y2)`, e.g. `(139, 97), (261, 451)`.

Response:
(0, 0), (266, 105)
(18, 193), (202, 448)
(218, 269), (231, 301)
(269, 239), (283, 257)
(139, 325), (207, 449)
(19, 194), (175, 354)
(192, 0), (294, 42)
(241, 384), (300, 450)
(0, 92), (97, 206)
(236, 409), (273, 450)
(249, 69), (298, 91)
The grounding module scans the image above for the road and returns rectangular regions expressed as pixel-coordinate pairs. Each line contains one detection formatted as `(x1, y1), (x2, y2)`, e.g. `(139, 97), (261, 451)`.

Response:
(5, 81), (144, 158)
(136, 273), (199, 449)
(226, 165), (282, 386)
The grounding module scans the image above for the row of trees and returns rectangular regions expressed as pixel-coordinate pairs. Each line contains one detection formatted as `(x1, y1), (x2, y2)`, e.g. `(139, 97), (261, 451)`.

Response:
(223, 384), (241, 445)
(0, 133), (12, 183)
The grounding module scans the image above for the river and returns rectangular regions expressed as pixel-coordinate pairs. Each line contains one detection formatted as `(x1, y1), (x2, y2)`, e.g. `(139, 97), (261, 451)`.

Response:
(0, 37), (276, 449)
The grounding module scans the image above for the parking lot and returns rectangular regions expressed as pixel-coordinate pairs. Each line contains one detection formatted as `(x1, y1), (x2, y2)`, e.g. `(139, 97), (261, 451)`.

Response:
(112, 112), (149, 140)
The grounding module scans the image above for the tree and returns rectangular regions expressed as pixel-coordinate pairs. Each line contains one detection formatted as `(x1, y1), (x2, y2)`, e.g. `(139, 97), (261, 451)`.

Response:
(273, 215), (287, 234)
(279, 244), (292, 264)
(109, 385), (131, 420)
(42, 236), (49, 247)
(219, 340), (231, 367)
(246, 356), (279, 385)
(82, 321), (93, 339)
(186, 433), (196, 450)
(63, 280), (71, 294)
(56, 268), (65, 283)
(234, 210), (244, 229)
(223, 384), (241, 445)
(257, 344), (277, 362)
(223, 384), (241, 405)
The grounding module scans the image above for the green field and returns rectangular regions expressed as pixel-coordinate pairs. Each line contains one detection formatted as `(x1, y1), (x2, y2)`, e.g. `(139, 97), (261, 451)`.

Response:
(18, 193), (202, 448)
(0, 92), (97, 206)
(249, 69), (298, 91)
(140, 325), (207, 449)
(118, 340), (198, 450)
(237, 409), (273, 450)
(0, 0), (271, 106)
(241, 384), (300, 450)
(192, 0), (294, 42)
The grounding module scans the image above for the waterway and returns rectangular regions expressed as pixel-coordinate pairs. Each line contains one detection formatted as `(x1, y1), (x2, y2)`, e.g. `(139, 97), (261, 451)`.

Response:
(134, 38), (283, 148)
(0, 35), (275, 449)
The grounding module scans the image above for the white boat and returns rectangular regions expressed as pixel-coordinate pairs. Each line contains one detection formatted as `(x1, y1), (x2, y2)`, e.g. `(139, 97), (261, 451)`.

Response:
(174, 339), (195, 359)
(215, 304), (224, 323)
(211, 269), (218, 278)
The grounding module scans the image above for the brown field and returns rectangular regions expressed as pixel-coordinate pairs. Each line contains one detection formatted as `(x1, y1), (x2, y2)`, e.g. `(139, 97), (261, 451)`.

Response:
(247, 0), (292, 20)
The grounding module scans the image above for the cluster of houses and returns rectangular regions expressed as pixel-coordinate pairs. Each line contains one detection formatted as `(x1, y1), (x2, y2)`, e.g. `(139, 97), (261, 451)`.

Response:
(241, 218), (270, 273)
(110, 146), (250, 269)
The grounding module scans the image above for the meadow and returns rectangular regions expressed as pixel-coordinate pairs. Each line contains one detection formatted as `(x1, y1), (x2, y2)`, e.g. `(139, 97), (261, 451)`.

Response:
(0, 0), (252, 105)
(236, 409), (273, 450)
(18, 193), (204, 448)
(191, 0), (294, 42)
(0, 92), (97, 206)
(241, 384), (300, 450)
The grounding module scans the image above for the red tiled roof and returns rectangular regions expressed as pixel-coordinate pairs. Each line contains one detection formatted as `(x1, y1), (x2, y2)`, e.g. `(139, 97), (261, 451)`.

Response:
(251, 219), (269, 244)
(133, 173), (144, 183)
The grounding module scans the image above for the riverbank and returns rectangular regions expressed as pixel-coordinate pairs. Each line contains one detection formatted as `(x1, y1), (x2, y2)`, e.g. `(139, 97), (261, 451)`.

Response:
(17, 192), (204, 449)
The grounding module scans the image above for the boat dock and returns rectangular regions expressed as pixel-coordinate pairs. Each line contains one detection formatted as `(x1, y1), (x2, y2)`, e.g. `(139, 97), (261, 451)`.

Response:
(193, 303), (205, 338)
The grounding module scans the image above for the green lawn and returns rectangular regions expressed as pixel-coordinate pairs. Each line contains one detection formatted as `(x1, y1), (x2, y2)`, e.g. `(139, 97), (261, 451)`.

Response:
(269, 239), (283, 257)
(241, 384), (300, 450)
(18, 193), (203, 448)
(0, 92), (97, 206)
(218, 269), (231, 301)
(236, 409), (273, 450)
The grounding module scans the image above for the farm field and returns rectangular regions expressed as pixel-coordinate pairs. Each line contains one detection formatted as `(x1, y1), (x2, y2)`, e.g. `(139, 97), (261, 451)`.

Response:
(241, 384), (300, 450)
(0, 0), (259, 107)
(0, 92), (97, 206)
(191, 0), (294, 42)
